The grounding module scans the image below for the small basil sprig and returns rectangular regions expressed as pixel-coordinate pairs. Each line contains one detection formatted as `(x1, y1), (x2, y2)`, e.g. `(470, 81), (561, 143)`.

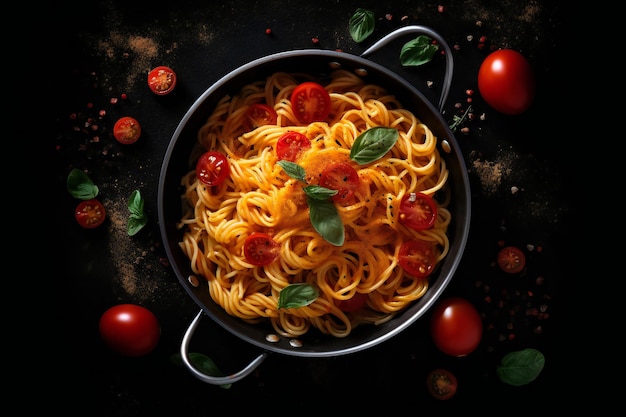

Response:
(277, 161), (344, 246)
(349, 8), (375, 43)
(496, 348), (545, 386)
(66, 168), (99, 200)
(278, 283), (319, 309)
(399, 35), (440, 67)
(349, 127), (398, 165)
(127, 190), (148, 236)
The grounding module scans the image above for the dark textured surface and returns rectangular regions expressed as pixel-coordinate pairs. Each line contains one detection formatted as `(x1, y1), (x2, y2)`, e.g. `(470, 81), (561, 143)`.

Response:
(43, 0), (574, 413)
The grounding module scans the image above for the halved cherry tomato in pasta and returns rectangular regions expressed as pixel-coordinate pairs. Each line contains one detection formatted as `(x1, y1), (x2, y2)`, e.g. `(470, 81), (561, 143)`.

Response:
(196, 151), (230, 186)
(147, 65), (177, 95)
(75, 199), (106, 229)
(244, 103), (278, 131)
(319, 162), (360, 202)
(113, 116), (141, 144)
(426, 368), (458, 400)
(496, 246), (526, 274)
(243, 232), (280, 266)
(336, 292), (368, 313)
(276, 131), (311, 161)
(398, 240), (436, 278)
(290, 81), (331, 124)
(398, 192), (438, 231)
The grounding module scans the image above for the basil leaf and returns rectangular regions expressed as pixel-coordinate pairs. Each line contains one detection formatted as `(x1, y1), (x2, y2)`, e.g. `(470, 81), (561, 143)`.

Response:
(308, 197), (344, 246)
(277, 160), (306, 182)
(66, 168), (99, 200)
(349, 8), (375, 43)
(278, 283), (319, 309)
(304, 185), (338, 200)
(127, 190), (148, 236)
(399, 35), (440, 67)
(170, 353), (231, 389)
(350, 127), (398, 165)
(496, 348), (545, 386)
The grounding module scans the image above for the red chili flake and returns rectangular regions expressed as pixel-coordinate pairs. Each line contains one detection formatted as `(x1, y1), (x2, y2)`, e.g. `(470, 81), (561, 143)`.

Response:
(121, 93), (128, 100)
(479, 35), (487, 43)
(385, 14), (392, 21)
(265, 28), (272, 35)
(453, 43), (461, 51)
(70, 113), (77, 120)
(466, 97), (473, 103)
(437, 5), (445, 13)
(87, 102), (94, 109)
(497, 240), (505, 247)
(99, 110), (106, 117)
(110, 97), (118, 104)
(466, 89), (474, 96)
(311, 37), (319, 44)
(478, 43), (485, 50)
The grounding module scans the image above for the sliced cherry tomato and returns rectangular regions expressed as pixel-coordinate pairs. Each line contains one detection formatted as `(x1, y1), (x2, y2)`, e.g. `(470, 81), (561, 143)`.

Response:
(497, 246), (526, 274)
(75, 199), (106, 229)
(336, 292), (367, 313)
(426, 368), (458, 400)
(319, 161), (360, 202)
(99, 304), (161, 357)
(196, 151), (231, 186)
(276, 131), (311, 162)
(430, 297), (482, 357)
(290, 81), (331, 124)
(477, 49), (535, 115)
(244, 103), (278, 131)
(113, 116), (141, 144)
(147, 65), (177, 95)
(243, 232), (280, 266)
(398, 192), (437, 231)
(398, 240), (436, 278)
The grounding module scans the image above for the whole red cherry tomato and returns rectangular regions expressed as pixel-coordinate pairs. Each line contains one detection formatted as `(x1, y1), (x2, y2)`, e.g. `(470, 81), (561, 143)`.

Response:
(430, 297), (482, 357)
(99, 304), (161, 357)
(477, 49), (535, 115)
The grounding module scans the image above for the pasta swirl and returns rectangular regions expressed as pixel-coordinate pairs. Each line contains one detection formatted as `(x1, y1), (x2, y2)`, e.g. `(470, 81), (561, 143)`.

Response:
(178, 70), (451, 338)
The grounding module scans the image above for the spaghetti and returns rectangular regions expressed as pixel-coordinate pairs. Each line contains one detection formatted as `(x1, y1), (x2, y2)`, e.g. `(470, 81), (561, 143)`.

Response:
(178, 69), (452, 338)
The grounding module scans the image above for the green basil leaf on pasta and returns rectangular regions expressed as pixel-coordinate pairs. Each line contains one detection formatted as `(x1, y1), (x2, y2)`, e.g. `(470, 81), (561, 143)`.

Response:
(66, 168), (99, 200)
(304, 185), (338, 200)
(496, 348), (545, 386)
(399, 35), (439, 67)
(349, 8), (375, 43)
(307, 197), (345, 246)
(277, 160), (306, 181)
(350, 127), (398, 165)
(278, 283), (320, 309)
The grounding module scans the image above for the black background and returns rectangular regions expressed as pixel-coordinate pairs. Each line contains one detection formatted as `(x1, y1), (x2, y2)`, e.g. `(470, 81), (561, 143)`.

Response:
(41, 0), (575, 413)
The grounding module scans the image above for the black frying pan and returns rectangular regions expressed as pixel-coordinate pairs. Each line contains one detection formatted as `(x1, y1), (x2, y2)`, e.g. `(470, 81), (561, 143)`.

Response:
(157, 26), (471, 384)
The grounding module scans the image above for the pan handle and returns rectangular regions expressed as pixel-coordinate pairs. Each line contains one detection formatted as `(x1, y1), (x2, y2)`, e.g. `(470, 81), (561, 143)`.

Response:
(180, 310), (269, 385)
(360, 25), (453, 112)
